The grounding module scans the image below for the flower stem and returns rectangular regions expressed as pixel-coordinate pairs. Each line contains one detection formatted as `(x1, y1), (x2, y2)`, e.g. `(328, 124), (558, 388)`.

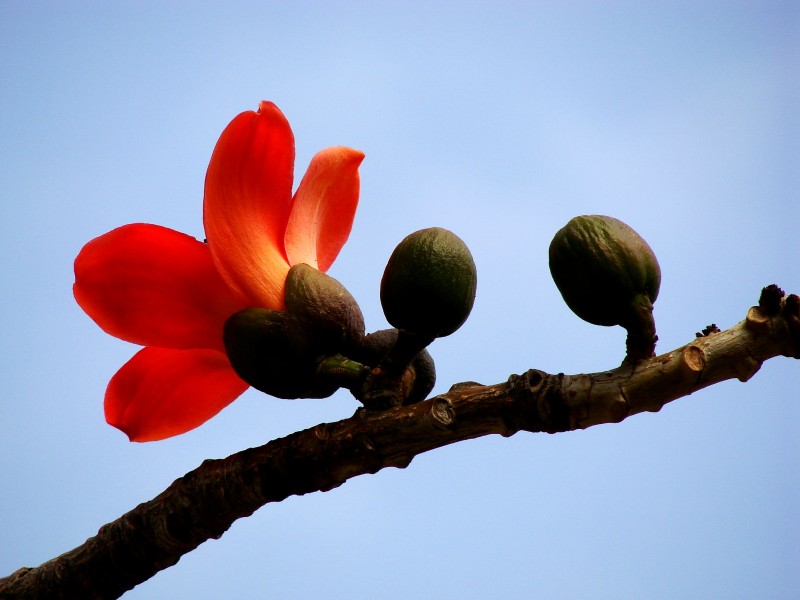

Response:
(360, 330), (435, 410)
(316, 354), (370, 390)
(623, 294), (658, 364)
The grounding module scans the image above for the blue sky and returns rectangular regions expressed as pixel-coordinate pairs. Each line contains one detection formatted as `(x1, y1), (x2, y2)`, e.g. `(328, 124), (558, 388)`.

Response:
(1, 2), (798, 598)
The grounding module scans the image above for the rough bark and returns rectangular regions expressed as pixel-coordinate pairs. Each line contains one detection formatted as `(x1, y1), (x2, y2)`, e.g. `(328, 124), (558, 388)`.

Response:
(1, 287), (797, 600)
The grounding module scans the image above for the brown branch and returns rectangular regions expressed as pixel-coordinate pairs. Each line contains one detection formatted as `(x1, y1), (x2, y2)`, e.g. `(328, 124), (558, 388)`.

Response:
(2, 288), (797, 600)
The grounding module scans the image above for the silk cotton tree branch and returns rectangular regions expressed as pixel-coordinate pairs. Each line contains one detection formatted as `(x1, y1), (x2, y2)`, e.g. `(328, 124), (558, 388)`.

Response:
(1, 286), (798, 600)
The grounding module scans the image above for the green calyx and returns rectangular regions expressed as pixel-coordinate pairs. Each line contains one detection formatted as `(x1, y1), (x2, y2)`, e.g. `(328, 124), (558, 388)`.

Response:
(223, 308), (338, 399)
(285, 263), (365, 350)
(224, 265), (367, 399)
(380, 227), (477, 339)
(549, 215), (661, 362)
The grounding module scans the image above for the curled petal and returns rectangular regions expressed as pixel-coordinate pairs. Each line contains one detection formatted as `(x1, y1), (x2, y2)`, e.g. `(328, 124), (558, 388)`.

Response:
(105, 347), (249, 442)
(204, 101), (295, 309)
(74, 224), (246, 351)
(285, 146), (365, 271)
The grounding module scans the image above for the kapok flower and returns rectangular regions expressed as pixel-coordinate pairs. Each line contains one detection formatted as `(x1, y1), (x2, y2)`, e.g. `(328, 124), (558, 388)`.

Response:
(74, 101), (364, 442)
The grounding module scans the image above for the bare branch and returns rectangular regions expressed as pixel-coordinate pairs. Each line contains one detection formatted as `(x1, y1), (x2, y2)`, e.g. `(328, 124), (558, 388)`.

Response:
(2, 289), (797, 599)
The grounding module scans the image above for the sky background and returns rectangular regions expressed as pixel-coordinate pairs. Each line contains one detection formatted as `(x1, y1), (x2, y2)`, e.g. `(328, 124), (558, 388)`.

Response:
(1, 2), (798, 598)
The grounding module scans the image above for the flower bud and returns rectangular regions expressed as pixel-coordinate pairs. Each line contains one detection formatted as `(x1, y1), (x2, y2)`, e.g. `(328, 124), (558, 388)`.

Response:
(380, 227), (477, 339)
(549, 215), (661, 361)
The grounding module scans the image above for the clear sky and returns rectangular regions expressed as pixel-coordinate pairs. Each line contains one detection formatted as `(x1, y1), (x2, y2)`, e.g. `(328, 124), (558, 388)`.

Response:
(1, 2), (798, 598)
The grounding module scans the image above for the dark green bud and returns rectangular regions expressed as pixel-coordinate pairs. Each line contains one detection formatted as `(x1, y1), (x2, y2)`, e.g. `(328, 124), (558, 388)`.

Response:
(380, 227), (477, 339)
(549, 215), (661, 361)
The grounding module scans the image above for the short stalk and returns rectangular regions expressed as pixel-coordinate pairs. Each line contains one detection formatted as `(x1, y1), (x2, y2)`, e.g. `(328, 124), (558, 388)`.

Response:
(623, 295), (658, 364)
(360, 330), (435, 410)
(316, 354), (370, 391)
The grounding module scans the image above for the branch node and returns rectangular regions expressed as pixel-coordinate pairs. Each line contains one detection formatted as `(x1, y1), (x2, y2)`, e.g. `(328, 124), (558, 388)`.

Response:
(430, 397), (456, 428)
(382, 454), (414, 470)
(682, 344), (706, 375)
(506, 370), (548, 433)
(536, 373), (571, 434)
(603, 385), (632, 421)
(313, 423), (332, 440)
(448, 381), (482, 393)
(745, 306), (771, 334)
(735, 355), (762, 382)
(521, 369), (546, 391)
(695, 324), (720, 337)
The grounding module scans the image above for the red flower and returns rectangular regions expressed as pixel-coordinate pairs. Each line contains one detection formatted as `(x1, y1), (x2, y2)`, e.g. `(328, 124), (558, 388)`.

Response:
(74, 102), (364, 442)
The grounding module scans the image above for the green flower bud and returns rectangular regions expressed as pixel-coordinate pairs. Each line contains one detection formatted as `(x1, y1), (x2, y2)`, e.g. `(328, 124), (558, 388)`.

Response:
(549, 215), (661, 361)
(380, 227), (477, 339)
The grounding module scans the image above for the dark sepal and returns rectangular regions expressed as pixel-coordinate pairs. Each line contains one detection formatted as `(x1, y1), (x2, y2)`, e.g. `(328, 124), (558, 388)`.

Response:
(223, 308), (338, 399)
(285, 263), (365, 351)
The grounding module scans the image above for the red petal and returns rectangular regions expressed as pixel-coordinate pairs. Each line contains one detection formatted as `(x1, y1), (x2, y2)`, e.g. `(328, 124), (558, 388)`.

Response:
(204, 101), (295, 309)
(105, 347), (249, 442)
(74, 224), (245, 352)
(285, 146), (364, 271)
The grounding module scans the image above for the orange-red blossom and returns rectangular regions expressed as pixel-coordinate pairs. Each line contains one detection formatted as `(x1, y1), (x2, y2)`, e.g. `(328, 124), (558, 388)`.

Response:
(74, 102), (364, 441)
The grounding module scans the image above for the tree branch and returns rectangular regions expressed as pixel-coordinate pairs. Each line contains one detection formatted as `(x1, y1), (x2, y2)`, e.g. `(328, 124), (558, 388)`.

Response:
(2, 287), (797, 600)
